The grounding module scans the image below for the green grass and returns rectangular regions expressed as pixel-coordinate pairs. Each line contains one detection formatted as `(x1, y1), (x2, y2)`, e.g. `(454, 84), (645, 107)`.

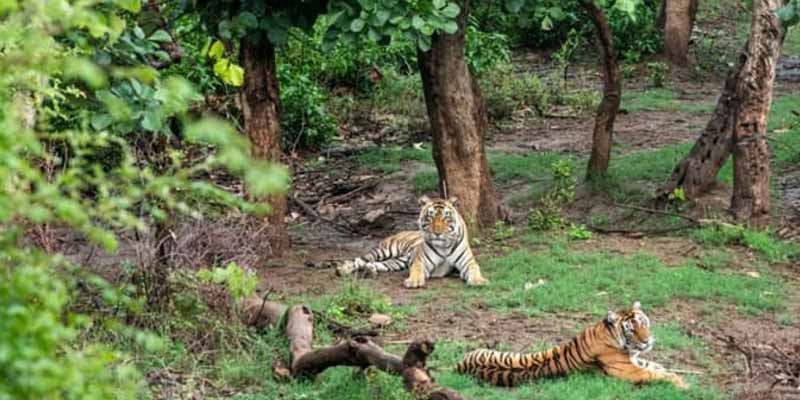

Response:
(621, 89), (714, 113)
(356, 145), (433, 174)
(488, 152), (578, 184)
(690, 225), (799, 263)
(468, 241), (785, 317)
(412, 170), (439, 193)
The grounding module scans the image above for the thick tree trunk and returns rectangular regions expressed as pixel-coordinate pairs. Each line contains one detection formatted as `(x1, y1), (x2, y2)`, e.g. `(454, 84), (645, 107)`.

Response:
(240, 37), (289, 255)
(664, 0), (699, 66)
(417, 0), (501, 230)
(582, 0), (621, 180)
(730, 0), (782, 226)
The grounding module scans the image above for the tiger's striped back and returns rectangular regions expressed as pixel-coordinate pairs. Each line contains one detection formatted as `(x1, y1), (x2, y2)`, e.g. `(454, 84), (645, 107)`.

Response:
(457, 304), (654, 387)
(457, 331), (598, 386)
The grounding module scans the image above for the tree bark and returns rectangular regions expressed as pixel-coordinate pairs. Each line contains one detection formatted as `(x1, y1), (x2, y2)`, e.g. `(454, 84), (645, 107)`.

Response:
(417, 0), (501, 230)
(654, 57), (743, 205)
(730, 0), (782, 226)
(240, 37), (289, 255)
(582, 0), (621, 180)
(664, 0), (699, 66)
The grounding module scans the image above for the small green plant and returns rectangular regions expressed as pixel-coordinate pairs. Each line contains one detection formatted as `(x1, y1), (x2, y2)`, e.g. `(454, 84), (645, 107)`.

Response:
(493, 221), (517, 241)
(196, 262), (258, 302)
(528, 160), (576, 231)
(690, 224), (800, 263)
(567, 223), (592, 240)
(621, 64), (637, 79)
(667, 187), (687, 211)
(647, 61), (668, 88)
(551, 28), (582, 85)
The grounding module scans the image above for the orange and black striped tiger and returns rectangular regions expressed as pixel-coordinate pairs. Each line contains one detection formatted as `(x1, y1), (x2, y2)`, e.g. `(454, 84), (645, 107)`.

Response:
(336, 196), (487, 288)
(457, 302), (688, 388)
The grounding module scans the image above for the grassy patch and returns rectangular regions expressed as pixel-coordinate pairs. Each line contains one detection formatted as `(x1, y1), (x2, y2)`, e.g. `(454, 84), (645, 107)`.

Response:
(690, 225), (799, 263)
(488, 152), (578, 184)
(412, 170), (439, 193)
(469, 243), (785, 316)
(356, 145), (433, 174)
(621, 89), (713, 113)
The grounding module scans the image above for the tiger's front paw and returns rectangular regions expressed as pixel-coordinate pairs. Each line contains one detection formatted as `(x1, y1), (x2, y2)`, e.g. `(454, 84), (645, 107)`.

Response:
(466, 275), (488, 286)
(336, 260), (357, 276)
(403, 275), (426, 289)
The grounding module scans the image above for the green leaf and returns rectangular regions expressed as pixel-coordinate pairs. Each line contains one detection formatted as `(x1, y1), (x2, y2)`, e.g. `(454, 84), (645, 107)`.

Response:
(148, 30), (171, 43)
(208, 40), (225, 60)
(114, 0), (141, 12)
(213, 59), (244, 87)
(433, 0), (446, 9)
(350, 18), (365, 32)
(91, 113), (113, 130)
(133, 25), (145, 39)
(541, 15), (553, 31)
(440, 3), (461, 18)
(375, 10), (390, 25)
(141, 111), (163, 132)
(442, 20), (459, 34)
(412, 15), (425, 30)
(368, 27), (381, 41)
(266, 26), (289, 45)
(418, 34), (432, 51)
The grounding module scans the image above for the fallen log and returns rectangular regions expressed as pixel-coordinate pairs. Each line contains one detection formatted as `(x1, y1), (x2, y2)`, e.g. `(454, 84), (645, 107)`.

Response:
(242, 298), (466, 400)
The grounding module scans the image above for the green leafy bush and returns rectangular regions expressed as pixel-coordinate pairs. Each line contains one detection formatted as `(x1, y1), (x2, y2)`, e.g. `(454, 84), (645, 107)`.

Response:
(278, 64), (338, 151)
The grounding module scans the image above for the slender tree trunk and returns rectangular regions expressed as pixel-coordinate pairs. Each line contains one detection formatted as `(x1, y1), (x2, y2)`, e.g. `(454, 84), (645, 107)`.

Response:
(730, 0), (782, 226)
(664, 0), (699, 66)
(417, 0), (501, 230)
(582, 0), (621, 180)
(240, 37), (289, 255)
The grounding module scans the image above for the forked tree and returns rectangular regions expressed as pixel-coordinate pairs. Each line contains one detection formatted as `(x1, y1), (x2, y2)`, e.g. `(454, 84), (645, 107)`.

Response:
(656, 0), (790, 226)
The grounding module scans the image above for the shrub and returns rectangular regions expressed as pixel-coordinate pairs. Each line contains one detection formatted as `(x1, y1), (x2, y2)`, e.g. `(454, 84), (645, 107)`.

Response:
(278, 64), (338, 151)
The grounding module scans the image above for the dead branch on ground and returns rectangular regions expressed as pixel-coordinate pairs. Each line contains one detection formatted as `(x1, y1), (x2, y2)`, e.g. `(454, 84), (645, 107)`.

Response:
(241, 297), (467, 400)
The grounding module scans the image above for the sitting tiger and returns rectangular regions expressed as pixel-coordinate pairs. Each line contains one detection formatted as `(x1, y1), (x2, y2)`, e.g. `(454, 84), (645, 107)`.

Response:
(336, 196), (487, 289)
(457, 301), (688, 389)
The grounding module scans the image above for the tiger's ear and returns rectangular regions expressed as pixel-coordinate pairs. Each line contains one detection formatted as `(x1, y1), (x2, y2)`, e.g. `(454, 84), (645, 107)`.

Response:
(605, 310), (620, 323)
(632, 301), (641, 310)
(418, 195), (432, 206)
(448, 196), (460, 208)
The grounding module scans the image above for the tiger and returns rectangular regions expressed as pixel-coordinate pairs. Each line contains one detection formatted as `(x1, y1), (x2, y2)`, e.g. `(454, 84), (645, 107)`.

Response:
(336, 196), (487, 289)
(457, 301), (688, 389)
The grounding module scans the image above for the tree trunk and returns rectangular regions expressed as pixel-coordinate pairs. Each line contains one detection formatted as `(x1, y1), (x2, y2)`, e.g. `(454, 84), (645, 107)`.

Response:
(664, 0), (699, 66)
(653, 56), (743, 205)
(730, 0), (782, 226)
(417, 0), (501, 230)
(240, 37), (289, 255)
(582, 0), (621, 180)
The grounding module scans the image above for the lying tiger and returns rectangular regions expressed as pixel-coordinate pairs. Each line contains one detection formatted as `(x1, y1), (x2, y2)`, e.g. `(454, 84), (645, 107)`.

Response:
(336, 196), (487, 289)
(457, 302), (688, 389)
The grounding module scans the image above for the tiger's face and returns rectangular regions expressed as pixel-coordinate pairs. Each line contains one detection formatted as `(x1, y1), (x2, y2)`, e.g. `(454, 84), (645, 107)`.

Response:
(418, 196), (461, 248)
(605, 301), (653, 354)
